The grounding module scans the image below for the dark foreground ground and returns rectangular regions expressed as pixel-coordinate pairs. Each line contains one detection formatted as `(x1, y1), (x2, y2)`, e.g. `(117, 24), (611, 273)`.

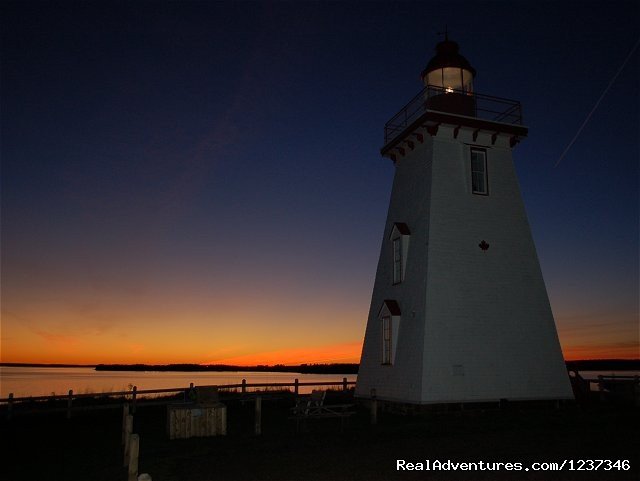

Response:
(1, 391), (639, 481)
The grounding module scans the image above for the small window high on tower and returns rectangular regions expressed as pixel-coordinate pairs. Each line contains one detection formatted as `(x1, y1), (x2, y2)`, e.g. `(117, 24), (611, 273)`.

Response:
(471, 148), (488, 195)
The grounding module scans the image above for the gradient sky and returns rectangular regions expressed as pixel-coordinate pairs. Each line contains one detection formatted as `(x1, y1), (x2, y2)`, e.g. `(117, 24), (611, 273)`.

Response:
(1, 1), (638, 365)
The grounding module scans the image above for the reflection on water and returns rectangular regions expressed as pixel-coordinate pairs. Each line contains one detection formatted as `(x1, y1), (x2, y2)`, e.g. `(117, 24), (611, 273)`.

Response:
(572, 370), (640, 391)
(0, 366), (357, 398)
(2, 367), (637, 399)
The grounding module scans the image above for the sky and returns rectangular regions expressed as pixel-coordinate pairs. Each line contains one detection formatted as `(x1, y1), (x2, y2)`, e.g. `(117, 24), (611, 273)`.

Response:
(1, 1), (638, 365)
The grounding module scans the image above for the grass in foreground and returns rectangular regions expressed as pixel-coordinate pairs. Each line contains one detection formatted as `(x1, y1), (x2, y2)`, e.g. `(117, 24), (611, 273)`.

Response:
(1, 392), (639, 481)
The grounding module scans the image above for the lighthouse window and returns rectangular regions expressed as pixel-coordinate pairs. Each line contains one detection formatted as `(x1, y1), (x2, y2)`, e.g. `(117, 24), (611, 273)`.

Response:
(471, 148), (488, 195)
(392, 237), (402, 284)
(382, 316), (392, 365)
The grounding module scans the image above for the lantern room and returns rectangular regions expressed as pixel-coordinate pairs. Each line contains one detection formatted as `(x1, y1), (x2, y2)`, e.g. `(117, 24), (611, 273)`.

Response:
(421, 35), (476, 116)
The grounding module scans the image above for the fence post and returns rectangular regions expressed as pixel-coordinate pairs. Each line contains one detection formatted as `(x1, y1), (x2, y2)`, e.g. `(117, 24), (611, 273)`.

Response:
(598, 375), (605, 402)
(343, 377), (347, 391)
(7, 393), (13, 420)
(127, 433), (139, 481)
(122, 403), (130, 445)
(132, 386), (137, 414)
(123, 414), (134, 466)
(294, 378), (299, 396)
(370, 388), (377, 425)
(241, 379), (246, 394)
(186, 382), (195, 403)
(66, 389), (73, 419)
(254, 395), (262, 436)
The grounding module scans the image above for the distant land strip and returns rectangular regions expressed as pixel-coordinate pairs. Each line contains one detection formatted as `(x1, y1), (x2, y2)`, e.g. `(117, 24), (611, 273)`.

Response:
(92, 363), (361, 374)
(0, 363), (97, 368)
(1, 359), (638, 373)
(565, 359), (639, 371)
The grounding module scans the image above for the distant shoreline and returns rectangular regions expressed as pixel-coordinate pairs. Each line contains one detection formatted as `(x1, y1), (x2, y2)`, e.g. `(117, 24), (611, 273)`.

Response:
(0, 363), (97, 368)
(565, 359), (640, 372)
(2, 359), (638, 373)
(93, 363), (361, 374)
(1, 362), (360, 374)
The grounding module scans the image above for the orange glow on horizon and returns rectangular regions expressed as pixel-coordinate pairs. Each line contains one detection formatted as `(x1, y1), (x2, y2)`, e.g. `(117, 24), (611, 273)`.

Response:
(557, 315), (639, 361)
(0, 341), (363, 366)
(0, 293), (368, 365)
(562, 343), (639, 361)
(2, 304), (637, 365)
(202, 341), (363, 366)
(2, 337), (638, 366)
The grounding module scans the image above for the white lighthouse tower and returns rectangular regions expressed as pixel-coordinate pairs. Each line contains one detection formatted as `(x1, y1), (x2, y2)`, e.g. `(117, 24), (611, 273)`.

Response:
(356, 36), (573, 405)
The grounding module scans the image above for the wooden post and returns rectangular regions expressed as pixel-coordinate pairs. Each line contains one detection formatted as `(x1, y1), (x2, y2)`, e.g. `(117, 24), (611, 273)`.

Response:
(370, 388), (377, 425)
(598, 375), (605, 402)
(254, 395), (262, 435)
(66, 389), (73, 419)
(241, 379), (246, 394)
(7, 393), (13, 420)
(343, 377), (348, 391)
(132, 386), (137, 414)
(127, 433), (139, 481)
(122, 404), (130, 445)
(294, 378), (299, 396)
(186, 382), (194, 402)
(184, 382), (193, 402)
(123, 414), (133, 466)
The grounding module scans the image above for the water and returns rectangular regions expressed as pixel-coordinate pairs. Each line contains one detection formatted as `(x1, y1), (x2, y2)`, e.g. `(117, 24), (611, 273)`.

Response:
(0, 366), (357, 398)
(2, 367), (637, 399)
(577, 370), (640, 379)
(574, 370), (640, 391)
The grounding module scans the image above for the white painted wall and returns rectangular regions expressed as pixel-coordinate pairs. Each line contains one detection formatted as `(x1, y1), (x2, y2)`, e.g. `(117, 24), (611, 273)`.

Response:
(356, 125), (573, 404)
(356, 138), (434, 403)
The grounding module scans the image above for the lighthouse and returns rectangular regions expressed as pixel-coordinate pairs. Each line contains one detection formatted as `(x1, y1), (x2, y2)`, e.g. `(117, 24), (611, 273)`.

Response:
(355, 36), (574, 405)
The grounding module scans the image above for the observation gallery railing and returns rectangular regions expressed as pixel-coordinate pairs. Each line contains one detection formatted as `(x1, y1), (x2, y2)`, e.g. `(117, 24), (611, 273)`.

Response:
(384, 85), (524, 146)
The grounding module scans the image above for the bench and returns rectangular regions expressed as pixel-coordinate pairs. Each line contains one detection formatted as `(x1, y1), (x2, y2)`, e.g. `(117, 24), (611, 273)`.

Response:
(290, 390), (355, 432)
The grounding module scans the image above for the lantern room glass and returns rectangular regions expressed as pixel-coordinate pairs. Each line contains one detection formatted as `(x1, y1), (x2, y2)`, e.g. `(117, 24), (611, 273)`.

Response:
(425, 67), (474, 94)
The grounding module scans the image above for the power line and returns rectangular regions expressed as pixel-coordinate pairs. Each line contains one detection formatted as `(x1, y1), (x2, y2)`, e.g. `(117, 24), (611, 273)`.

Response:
(554, 37), (640, 168)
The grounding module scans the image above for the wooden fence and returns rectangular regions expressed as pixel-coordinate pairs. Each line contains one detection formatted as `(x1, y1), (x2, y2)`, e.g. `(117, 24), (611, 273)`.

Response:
(0, 378), (356, 419)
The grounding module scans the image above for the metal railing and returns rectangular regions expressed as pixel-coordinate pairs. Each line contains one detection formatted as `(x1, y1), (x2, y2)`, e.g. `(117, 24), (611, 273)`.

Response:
(384, 85), (523, 145)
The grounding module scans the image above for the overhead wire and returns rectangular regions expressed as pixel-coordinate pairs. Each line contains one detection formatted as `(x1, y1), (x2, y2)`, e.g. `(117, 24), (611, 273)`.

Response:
(554, 37), (640, 168)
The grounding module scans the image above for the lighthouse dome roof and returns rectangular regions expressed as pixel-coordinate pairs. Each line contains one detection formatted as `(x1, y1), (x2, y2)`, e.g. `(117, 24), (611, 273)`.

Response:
(421, 38), (476, 80)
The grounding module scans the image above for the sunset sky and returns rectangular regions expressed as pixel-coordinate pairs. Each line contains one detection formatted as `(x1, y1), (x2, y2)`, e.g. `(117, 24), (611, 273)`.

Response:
(1, 1), (638, 365)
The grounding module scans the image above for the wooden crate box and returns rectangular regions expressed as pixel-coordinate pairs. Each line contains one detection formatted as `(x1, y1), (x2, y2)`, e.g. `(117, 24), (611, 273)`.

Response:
(167, 403), (227, 439)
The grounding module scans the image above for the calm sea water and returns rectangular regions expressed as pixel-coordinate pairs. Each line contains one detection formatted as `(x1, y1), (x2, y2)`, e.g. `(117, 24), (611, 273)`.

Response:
(573, 370), (640, 391)
(1, 367), (637, 399)
(0, 366), (357, 398)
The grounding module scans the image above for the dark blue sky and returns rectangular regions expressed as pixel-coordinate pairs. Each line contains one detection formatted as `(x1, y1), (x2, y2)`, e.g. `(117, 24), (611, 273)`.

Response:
(1, 1), (638, 363)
